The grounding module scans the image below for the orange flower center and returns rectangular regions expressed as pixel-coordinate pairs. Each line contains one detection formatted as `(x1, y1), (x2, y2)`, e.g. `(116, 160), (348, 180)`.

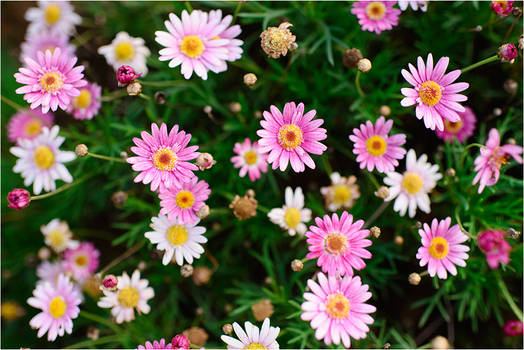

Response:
(325, 293), (350, 319)
(325, 232), (348, 255)
(278, 124), (303, 150)
(153, 148), (177, 171)
(175, 190), (195, 209)
(428, 237), (449, 260)
(419, 81), (442, 107)
(244, 150), (258, 165)
(366, 135), (387, 156)
(366, 2), (386, 20)
(40, 72), (64, 93)
(444, 119), (463, 133)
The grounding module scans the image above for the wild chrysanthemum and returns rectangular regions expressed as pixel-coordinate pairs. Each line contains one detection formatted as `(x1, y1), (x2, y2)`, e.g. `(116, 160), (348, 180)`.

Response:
(98, 32), (150, 76)
(138, 339), (173, 349)
(398, 0), (428, 11)
(268, 187), (312, 236)
(260, 22), (297, 58)
(257, 102), (327, 172)
(40, 218), (79, 253)
(400, 53), (469, 131)
(435, 106), (476, 143)
(36, 260), (67, 285)
(320, 172), (360, 211)
(20, 30), (75, 63)
(478, 230), (511, 269)
(65, 81), (101, 120)
(491, 0), (514, 16)
(64, 242), (100, 283)
(7, 109), (54, 143)
(25, 1), (81, 36)
(221, 318), (280, 349)
(230, 138), (268, 182)
(416, 217), (470, 279)
(350, 1), (401, 34)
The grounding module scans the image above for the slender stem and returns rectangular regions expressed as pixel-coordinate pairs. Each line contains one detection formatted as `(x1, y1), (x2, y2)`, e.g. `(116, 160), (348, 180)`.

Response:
(78, 310), (121, 333)
(138, 93), (152, 102)
(138, 80), (190, 87)
(459, 143), (485, 166)
(30, 176), (90, 200)
(454, 208), (476, 240)
(461, 55), (499, 74)
(503, 13), (522, 41)
(232, 0), (243, 24)
(496, 272), (524, 322)
(205, 249), (220, 271)
(257, 204), (270, 214)
(184, 1), (193, 11)
(101, 90), (127, 102)
(363, 201), (390, 229)
(1, 95), (26, 111)
(419, 270), (429, 277)
(99, 242), (145, 275)
(87, 152), (127, 163)
(355, 71), (365, 97)
(65, 335), (121, 349)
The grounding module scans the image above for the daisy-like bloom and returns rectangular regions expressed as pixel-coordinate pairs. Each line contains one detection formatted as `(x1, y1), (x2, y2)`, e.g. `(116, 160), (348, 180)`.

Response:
(268, 187), (312, 236)
(10, 126), (75, 195)
(221, 318), (280, 349)
(14, 48), (87, 113)
(138, 339), (173, 350)
(65, 81), (101, 120)
(64, 242), (100, 283)
(400, 53), (469, 131)
(145, 214), (207, 266)
(435, 106), (476, 143)
(127, 123), (199, 191)
(305, 211), (371, 276)
(398, 0), (428, 11)
(350, 1), (401, 35)
(504, 320), (523, 337)
(230, 138), (268, 182)
(27, 274), (82, 341)
(384, 149), (442, 218)
(416, 217), (470, 279)
(472, 128), (523, 193)
(97, 270), (154, 324)
(7, 109), (54, 143)
(320, 172), (360, 211)
(491, 0), (514, 16)
(40, 218), (79, 253)
(477, 230), (511, 269)
(25, 1), (81, 36)
(20, 30), (75, 63)
(36, 260), (67, 285)
(301, 272), (376, 348)
(155, 10), (243, 80)
(158, 176), (211, 225)
(349, 116), (407, 173)
(98, 32), (151, 76)
(257, 102), (327, 172)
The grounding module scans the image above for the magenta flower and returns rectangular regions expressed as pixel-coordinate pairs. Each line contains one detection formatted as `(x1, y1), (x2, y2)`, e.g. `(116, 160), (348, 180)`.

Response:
(491, 0), (514, 16)
(66, 81), (102, 120)
(349, 116), (406, 173)
(401, 53), (469, 131)
(472, 128), (523, 193)
(171, 334), (190, 349)
(498, 43), (518, 63)
(127, 123), (200, 191)
(7, 188), (31, 210)
(435, 106), (476, 143)
(7, 109), (54, 143)
(117, 65), (142, 85)
(14, 48), (87, 113)
(350, 1), (401, 34)
(416, 217), (470, 279)
(230, 138), (268, 181)
(64, 242), (100, 283)
(477, 230), (511, 269)
(159, 176), (211, 224)
(257, 102), (327, 172)
(138, 338), (173, 349)
(504, 320), (523, 337)
(301, 272), (376, 348)
(306, 211), (371, 277)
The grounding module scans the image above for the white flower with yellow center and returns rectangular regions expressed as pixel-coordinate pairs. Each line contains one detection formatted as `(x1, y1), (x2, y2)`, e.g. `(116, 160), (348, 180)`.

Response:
(145, 214), (207, 266)
(320, 172), (360, 211)
(25, 1), (81, 36)
(268, 187), (312, 236)
(221, 318), (280, 350)
(40, 218), (79, 253)
(384, 149), (442, 218)
(97, 270), (154, 324)
(98, 32), (151, 76)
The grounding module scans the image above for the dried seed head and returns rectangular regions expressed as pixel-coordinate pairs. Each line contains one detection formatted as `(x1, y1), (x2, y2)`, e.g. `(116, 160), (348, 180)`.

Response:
(86, 326), (100, 340)
(183, 327), (209, 347)
(291, 259), (303, 272)
(243, 73), (257, 86)
(83, 275), (103, 297)
(394, 235), (404, 246)
(379, 105), (391, 116)
(370, 226), (381, 238)
(445, 168), (456, 177)
(37, 247), (51, 260)
(196, 152), (216, 171)
(408, 272), (421, 286)
(154, 91), (166, 104)
(357, 58), (372, 73)
(260, 22), (297, 58)
(342, 48), (363, 68)
(229, 102), (242, 113)
(507, 228), (521, 239)
(181, 264), (194, 277)
(197, 205), (210, 219)
(251, 299), (275, 321)
(374, 186), (390, 199)
(504, 79), (518, 94)
(127, 81), (142, 96)
(75, 144), (88, 157)
(111, 191), (128, 207)
(192, 266), (212, 286)
(222, 324), (233, 335)
(229, 193), (258, 220)
(430, 336), (450, 349)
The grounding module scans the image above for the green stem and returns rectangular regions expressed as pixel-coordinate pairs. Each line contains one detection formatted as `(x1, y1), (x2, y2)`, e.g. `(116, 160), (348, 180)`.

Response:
(496, 272), (524, 322)
(1, 95), (26, 111)
(99, 242), (145, 275)
(355, 71), (365, 97)
(363, 201), (390, 229)
(65, 335), (121, 349)
(461, 55), (499, 74)
(78, 310), (121, 333)
(185, 1), (193, 11)
(459, 143), (485, 166)
(138, 80), (190, 87)
(30, 176), (90, 200)
(257, 204), (270, 214)
(138, 93), (152, 102)
(232, 0), (243, 24)
(454, 208), (475, 239)
(87, 152), (126, 163)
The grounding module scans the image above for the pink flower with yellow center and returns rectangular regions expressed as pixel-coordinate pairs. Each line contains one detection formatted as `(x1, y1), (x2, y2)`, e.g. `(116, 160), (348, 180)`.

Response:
(350, 1), (401, 34)
(138, 338), (173, 349)
(7, 109), (54, 143)
(230, 138), (268, 182)
(435, 106), (476, 143)
(65, 81), (102, 120)
(477, 230), (511, 269)
(64, 242), (100, 283)
(491, 0), (514, 16)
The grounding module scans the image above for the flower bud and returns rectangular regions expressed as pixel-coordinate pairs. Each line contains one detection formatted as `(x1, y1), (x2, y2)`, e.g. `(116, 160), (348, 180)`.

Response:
(498, 43), (518, 63)
(75, 144), (88, 157)
(504, 79), (518, 94)
(243, 73), (257, 86)
(379, 105), (391, 116)
(137, 261), (147, 271)
(357, 58), (372, 73)
(512, 6), (522, 17)
(197, 205), (210, 219)
(7, 189), (30, 210)
(196, 152), (216, 171)
(120, 151), (128, 160)
(260, 22), (297, 58)
(192, 266), (212, 286)
(127, 81), (142, 96)
(37, 247), (51, 260)
(394, 235), (404, 246)
(370, 226), (381, 238)
(504, 320), (523, 336)
(291, 259), (303, 272)
(86, 326), (100, 340)
(374, 186), (390, 199)
(408, 272), (421, 285)
(254, 110), (262, 119)
(111, 191), (128, 207)
(251, 299), (275, 321)
(100, 274), (118, 292)
(222, 324), (233, 335)
(203, 105), (212, 114)
(519, 34), (524, 50)
(383, 343), (391, 349)
(445, 168), (456, 177)
(430, 335), (450, 349)
(117, 65), (141, 85)
(342, 48), (363, 69)
(507, 228), (521, 239)
(183, 327), (208, 347)
(172, 334), (190, 349)
(181, 264), (194, 277)
(154, 91), (166, 104)
(493, 107), (502, 116)
(229, 102), (242, 113)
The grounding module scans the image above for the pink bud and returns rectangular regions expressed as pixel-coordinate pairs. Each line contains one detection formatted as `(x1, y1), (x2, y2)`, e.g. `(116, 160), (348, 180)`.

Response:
(171, 334), (190, 349)
(7, 189), (31, 210)
(117, 65), (141, 85)
(504, 320), (523, 336)
(477, 230), (504, 253)
(102, 275), (118, 289)
(498, 43), (518, 62)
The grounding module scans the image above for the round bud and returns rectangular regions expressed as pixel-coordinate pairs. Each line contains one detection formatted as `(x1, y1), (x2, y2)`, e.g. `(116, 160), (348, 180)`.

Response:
(203, 105), (212, 114)
(127, 81), (142, 96)
(37, 247), (51, 260)
(370, 226), (381, 238)
(291, 259), (303, 272)
(75, 144), (88, 157)
(504, 79), (518, 95)
(154, 91), (166, 104)
(229, 102), (242, 113)
(357, 58), (372, 73)
(197, 205), (210, 219)
(445, 168), (456, 177)
(430, 336), (450, 350)
(394, 236), (404, 246)
(408, 272), (421, 286)
(180, 264), (194, 278)
(374, 186), (390, 199)
(111, 191), (128, 207)
(379, 105), (391, 116)
(222, 324), (233, 335)
(493, 107), (503, 116)
(243, 73), (257, 86)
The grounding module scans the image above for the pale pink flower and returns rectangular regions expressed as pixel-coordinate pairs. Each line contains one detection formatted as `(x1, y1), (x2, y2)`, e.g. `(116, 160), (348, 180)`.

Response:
(65, 81), (101, 120)
(350, 1), (401, 34)
(231, 138), (268, 181)
(64, 242), (100, 283)
(477, 230), (511, 269)
(138, 338), (172, 349)
(7, 109), (54, 143)
(435, 106), (476, 143)
(20, 30), (75, 63)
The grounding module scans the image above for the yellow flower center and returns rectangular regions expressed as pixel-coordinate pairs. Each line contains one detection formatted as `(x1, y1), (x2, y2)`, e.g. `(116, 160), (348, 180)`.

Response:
(244, 150), (258, 165)
(180, 35), (205, 58)
(175, 190), (195, 209)
(166, 225), (189, 246)
(418, 81), (442, 107)
(366, 2), (386, 20)
(428, 237), (449, 260)
(494, 0), (509, 10)
(73, 89), (92, 109)
(33, 145), (55, 169)
(75, 254), (88, 267)
(45, 5), (61, 25)
(48, 229), (65, 248)
(333, 184), (351, 204)
(40, 72), (64, 93)
(43, 46), (57, 54)
(153, 148), (177, 171)
(114, 41), (135, 62)
(365, 135), (387, 156)
(443, 119), (463, 133)
(1, 302), (20, 320)
(278, 124), (303, 150)
(284, 207), (301, 229)
(25, 120), (42, 136)
(118, 286), (140, 308)
(490, 147), (509, 168)
(48, 296), (66, 319)
(244, 343), (267, 350)
(401, 172), (423, 195)
(325, 232), (348, 255)
(325, 293), (350, 320)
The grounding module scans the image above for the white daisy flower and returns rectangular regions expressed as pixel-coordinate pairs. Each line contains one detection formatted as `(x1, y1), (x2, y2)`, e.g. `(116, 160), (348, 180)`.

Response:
(268, 187), (312, 236)
(98, 32), (151, 76)
(221, 318), (280, 350)
(25, 1), (81, 36)
(320, 172), (360, 212)
(398, 0), (428, 11)
(384, 149), (442, 218)
(145, 214), (207, 266)
(97, 270), (154, 324)
(41, 219), (79, 253)
(10, 126), (76, 195)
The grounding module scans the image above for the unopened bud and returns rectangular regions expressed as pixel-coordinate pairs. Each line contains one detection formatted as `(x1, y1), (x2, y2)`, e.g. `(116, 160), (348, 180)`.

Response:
(430, 336), (450, 349)
(7, 189), (30, 210)
(512, 7), (522, 16)
(246, 189), (255, 198)
(87, 326), (100, 340)
(111, 191), (128, 207)
(498, 43), (518, 63)
(445, 168), (456, 177)
(291, 259), (303, 272)
(196, 205), (210, 219)
(196, 152), (216, 171)
(181, 264), (194, 277)
(474, 25), (482, 32)
(508, 138), (517, 145)
(519, 34), (524, 50)
(37, 247), (51, 260)
(507, 228), (521, 239)
(504, 79), (518, 95)
(222, 324), (233, 335)
(394, 235), (404, 246)
(75, 144), (88, 157)
(138, 261), (147, 271)
(127, 81), (142, 96)
(493, 107), (503, 116)
(100, 274), (118, 292)
(374, 186), (390, 199)
(154, 91), (166, 104)
(384, 343), (391, 349)
(192, 266), (212, 286)
(120, 151), (128, 159)
(254, 110), (262, 119)
(243, 73), (257, 86)
(264, 276), (272, 284)
(229, 102), (242, 113)
(357, 58), (372, 73)
(408, 272), (421, 285)
(415, 221), (422, 228)
(251, 299), (274, 321)
(379, 105), (391, 116)
(203, 105), (212, 114)
(342, 48), (363, 69)
(370, 226), (381, 238)
(117, 65), (141, 85)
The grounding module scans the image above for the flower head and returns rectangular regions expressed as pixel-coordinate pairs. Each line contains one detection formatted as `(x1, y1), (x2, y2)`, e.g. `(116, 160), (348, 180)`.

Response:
(349, 116), (407, 173)
(477, 230), (511, 269)
(320, 173), (360, 211)
(117, 65), (142, 85)
(20, 30), (75, 63)
(435, 106), (476, 143)
(504, 320), (523, 336)
(268, 187), (312, 236)
(64, 242), (100, 283)
(301, 273), (376, 348)
(231, 138), (268, 182)
(491, 0), (514, 16)
(41, 219), (79, 253)
(351, 1), (401, 34)
(257, 102), (327, 172)
(171, 334), (190, 349)
(7, 109), (54, 143)
(416, 217), (470, 279)
(498, 43), (518, 63)
(138, 338), (173, 349)
(401, 53), (469, 131)
(7, 189), (31, 210)
(229, 191), (258, 220)
(65, 81), (101, 120)
(36, 261), (67, 285)
(260, 22), (297, 58)
(398, 0), (428, 11)
(221, 318), (280, 350)
(98, 32), (150, 76)
(25, 1), (81, 36)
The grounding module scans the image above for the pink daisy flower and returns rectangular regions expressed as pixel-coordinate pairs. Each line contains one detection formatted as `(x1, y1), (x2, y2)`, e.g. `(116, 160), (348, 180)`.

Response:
(491, 0), (514, 17)
(14, 48), (87, 113)
(504, 320), (523, 337)
(20, 30), (75, 63)
(400, 53), (469, 131)
(477, 230), (511, 269)
(230, 138), (268, 182)
(127, 123), (200, 192)
(472, 128), (523, 193)
(256, 102), (327, 172)
(65, 81), (102, 120)
(416, 217), (470, 279)
(64, 242), (100, 283)
(305, 211), (372, 277)
(7, 109), (54, 143)
(435, 106), (476, 143)
(27, 274), (82, 341)
(155, 9), (243, 80)
(158, 176), (211, 225)
(349, 116), (407, 173)
(138, 338), (173, 349)
(350, 1), (401, 34)
(301, 272), (376, 348)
